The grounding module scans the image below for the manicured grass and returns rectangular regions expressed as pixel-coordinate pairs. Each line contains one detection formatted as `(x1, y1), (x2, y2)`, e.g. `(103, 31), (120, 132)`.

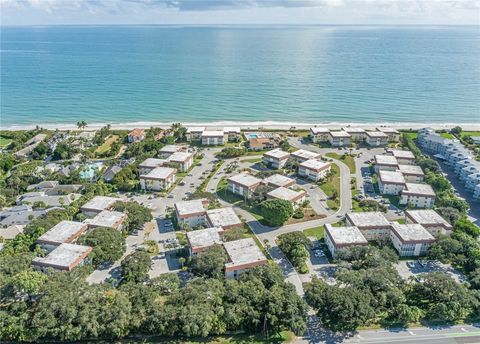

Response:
(319, 163), (340, 197)
(439, 132), (454, 139)
(303, 226), (325, 240)
(461, 131), (480, 137)
(241, 157), (263, 163)
(325, 152), (356, 174)
(402, 132), (418, 140)
(175, 232), (188, 246)
(94, 134), (119, 154)
(0, 137), (12, 149)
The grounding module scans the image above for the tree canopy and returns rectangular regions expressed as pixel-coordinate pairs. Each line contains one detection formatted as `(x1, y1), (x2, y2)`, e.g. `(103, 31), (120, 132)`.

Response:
(258, 199), (293, 226)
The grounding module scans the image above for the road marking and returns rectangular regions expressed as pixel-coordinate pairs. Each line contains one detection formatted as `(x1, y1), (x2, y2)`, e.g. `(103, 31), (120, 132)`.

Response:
(408, 330), (416, 335)
(461, 327), (467, 332)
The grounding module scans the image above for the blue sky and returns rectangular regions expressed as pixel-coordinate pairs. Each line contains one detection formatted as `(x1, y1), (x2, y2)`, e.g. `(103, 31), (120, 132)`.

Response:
(1, 0), (479, 26)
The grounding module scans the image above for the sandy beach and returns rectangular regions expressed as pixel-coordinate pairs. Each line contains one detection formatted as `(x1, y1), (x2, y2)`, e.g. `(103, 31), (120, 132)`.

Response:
(3, 120), (480, 132)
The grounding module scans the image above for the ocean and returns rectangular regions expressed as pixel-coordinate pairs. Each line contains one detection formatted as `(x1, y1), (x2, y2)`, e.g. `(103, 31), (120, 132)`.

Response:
(1, 25), (479, 127)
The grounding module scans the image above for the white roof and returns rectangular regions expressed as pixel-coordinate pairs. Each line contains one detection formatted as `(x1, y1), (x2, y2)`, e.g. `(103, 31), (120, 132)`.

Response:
(264, 148), (290, 160)
(207, 207), (242, 229)
(186, 127), (205, 133)
(346, 212), (391, 228)
(228, 172), (262, 188)
(186, 227), (223, 249)
(159, 145), (182, 153)
(224, 238), (267, 268)
(81, 196), (121, 212)
(375, 154), (399, 166)
(291, 149), (321, 160)
(366, 131), (388, 138)
(398, 164), (424, 176)
(325, 224), (368, 245)
(223, 127), (241, 134)
(141, 167), (176, 180)
(168, 151), (194, 163)
(342, 127), (365, 134)
(32, 243), (91, 270)
(84, 210), (126, 228)
(37, 220), (87, 245)
(310, 127), (330, 134)
(329, 131), (351, 138)
(406, 209), (452, 229)
(175, 199), (207, 216)
(138, 158), (167, 168)
(262, 174), (295, 188)
(202, 130), (225, 137)
(379, 170), (406, 184)
(268, 187), (305, 202)
(300, 159), (331, 171)
(378, 127), (399, 134)
(388, 149), (415, 160)
(391, 223), (435, 243)
(402, 183), (436, 197)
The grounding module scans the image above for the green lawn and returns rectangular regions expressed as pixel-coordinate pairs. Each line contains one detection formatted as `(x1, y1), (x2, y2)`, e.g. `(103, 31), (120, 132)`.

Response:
(439, 132), (454, 139)
(319, 163), (340, 198)
(325, 152), (356, 173)
(402, 132), (418, 140)
(241, 157), (263, 163)
(94, 134), (119, 154)
(461, 131), (480, 137)
(0, 137), (13, 149)
(303, 226), (324, 240)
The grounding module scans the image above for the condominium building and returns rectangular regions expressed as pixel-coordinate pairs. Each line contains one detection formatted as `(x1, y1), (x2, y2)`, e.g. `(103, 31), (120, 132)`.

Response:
(227, 172), (262, 198)
(263, 149), (290, 169)
(310, 127), (330, 143)
(390, 223), (435, 257)
(377, 170), (406, 195)
(140, 167), (176, 191)
(374, 155), (399, 172)
(400, 183), (436, 208)
(345, 212), (392, 240)
(224, 238), (268, 278)
(290, 149), (321, 163)
(175, 199), (209, 228)
(328, 131), (351, 147)
(405, 209), (452, 237)
(298, 159), (332, 181)
(267, 187), (306, 209)
(365, 131), (389, 146)
(397, 164), (425, 183)
(324, 224), (368, 257)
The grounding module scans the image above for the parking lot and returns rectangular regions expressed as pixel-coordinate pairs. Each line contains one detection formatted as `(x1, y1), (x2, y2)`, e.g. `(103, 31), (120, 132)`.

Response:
(395, 260), (466, 283)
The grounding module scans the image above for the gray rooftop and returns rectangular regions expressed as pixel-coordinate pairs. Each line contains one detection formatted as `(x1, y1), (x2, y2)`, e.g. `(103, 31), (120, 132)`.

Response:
(207, 207), (242, 228)
(224, 238), (267, 268)
(262, 173), (295, 187)
(325, 224), (368, 245)
(186, 127), (205, 133)
(378, 127), (399, 134)
(300, 159), (331, 171)
(37, 220), (87, 245)
(379, 170), (406, 184)
(228, 172), (262, 188)
(32, 243), (92, 270)
(291, 149), (321, 160)
(175, 199), (207, 216)
(84, 210), (126, 228)
(342, 127), (365, 133)
(186, 227), (223, 249)
(405, 209), (452, 229)
(388, 149), (416, 160)
(329, 131), (351, 138)
(310, 127), (330, 134)
(81, 196), (121, 212)
(141, 167), (176, 180)
(202, 130), (225, 137)
(267, 187), (305, 202)
(264, 148), (290, 160)
(402, 183), (436, 197)
(366, 131), (388, 138)
(159, 145), (182, 153)
(375, 154), (399, 166)
(138, 158), (167, 168)
(346, 212), (391, 228)
(398, 164), (425, 176)
(167, 151), (194, 163)
(391, 223), (435, 243)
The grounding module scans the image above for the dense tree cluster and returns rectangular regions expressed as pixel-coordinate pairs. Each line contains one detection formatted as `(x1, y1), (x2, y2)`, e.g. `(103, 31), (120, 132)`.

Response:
(0, 262), (306, 342)
(77, 227), (126, 267)
(258, 199), (293, 226)
(217, 147), (246, 158)
(277, 232), (312, 273)
(112, 201), (153, 234)
(305, 245), (480, 331)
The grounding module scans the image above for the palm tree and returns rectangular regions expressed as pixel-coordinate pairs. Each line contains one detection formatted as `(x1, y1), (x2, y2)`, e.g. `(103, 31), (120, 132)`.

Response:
(77, 121), (87, 130)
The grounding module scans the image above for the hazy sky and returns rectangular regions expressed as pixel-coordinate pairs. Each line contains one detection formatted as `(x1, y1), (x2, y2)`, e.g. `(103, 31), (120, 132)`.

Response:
(1, 0), (479, 26)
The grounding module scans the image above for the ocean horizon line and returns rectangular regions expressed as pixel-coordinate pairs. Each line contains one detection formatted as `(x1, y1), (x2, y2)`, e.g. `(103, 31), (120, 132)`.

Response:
(3, 120), (480, 132)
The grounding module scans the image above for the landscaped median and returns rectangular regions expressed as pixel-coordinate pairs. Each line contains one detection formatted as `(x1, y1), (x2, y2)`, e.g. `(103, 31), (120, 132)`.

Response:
(325, 152), (356, 174)
(318, 162), (341, 210)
